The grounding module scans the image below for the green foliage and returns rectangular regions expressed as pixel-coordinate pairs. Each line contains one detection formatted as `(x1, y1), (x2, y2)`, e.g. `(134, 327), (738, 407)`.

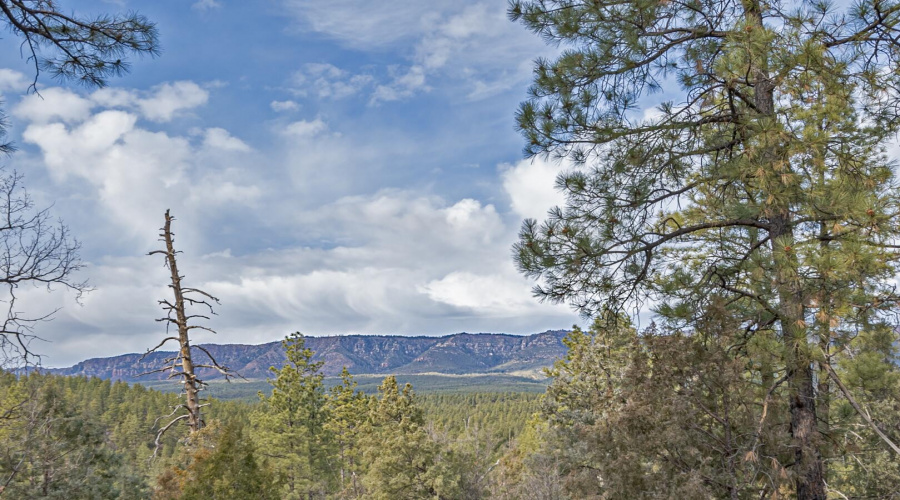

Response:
(324, 367), (368, 498)
(0, 367), (548, 499)
(0, 373), (140, 499)
(360, 375), (460, 499)
(510, 0), (900, 496)
(489, 416), (563, 500)
(251, 333), (335, 498)
(176, 422), (278, 500)
(142, 373), (549, 402)
(541, 319), (788, 497)
(419, 392), (540, 445)
(0, 0), (158, 87)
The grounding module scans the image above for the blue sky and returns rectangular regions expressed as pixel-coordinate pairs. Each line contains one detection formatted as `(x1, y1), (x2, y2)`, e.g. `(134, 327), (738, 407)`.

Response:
(0, 0), (581, 366)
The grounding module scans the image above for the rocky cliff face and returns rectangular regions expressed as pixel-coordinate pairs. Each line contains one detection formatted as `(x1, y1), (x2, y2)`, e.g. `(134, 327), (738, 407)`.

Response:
(48, 330), (570, 382)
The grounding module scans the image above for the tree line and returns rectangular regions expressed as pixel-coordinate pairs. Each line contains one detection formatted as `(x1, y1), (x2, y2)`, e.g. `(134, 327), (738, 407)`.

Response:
(0, 334), (539, 499)
(5, 321), (896, 498)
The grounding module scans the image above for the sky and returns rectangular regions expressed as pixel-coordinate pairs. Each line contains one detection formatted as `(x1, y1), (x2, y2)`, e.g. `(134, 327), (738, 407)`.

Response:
(0, 0), (583, 367)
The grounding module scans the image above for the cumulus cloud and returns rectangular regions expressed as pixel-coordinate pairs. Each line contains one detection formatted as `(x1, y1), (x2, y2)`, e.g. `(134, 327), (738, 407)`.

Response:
(0, 69), (29, 93)
(500, 157), (567, 221)
(202, 127), (252, 152)
(14, 88), (95, 124)
(282, 118), (329, 138)
(89, 80), (210, 123)
(420, 272), (537, 314)
(136, 81), (210, 122)
(17, 85), (252, 248)
(7, 77), (577, 367)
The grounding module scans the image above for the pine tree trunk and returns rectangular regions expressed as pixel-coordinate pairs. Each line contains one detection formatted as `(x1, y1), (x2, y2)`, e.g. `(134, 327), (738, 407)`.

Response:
(771, 215), (825, 499)
(746, 0), (826, 490)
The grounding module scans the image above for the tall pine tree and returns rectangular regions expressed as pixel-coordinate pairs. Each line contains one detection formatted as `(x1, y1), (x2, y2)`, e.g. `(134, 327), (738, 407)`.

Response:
(360, 376), (459, 500)
(251, 333), (334, 499)
(324, 367), (368, 499)
(511, 0), (900, 497)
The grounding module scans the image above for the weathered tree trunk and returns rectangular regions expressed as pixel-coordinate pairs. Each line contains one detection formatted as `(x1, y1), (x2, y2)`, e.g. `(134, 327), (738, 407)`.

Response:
(146, 210), (236, 453)
(160, 210), (203, 433)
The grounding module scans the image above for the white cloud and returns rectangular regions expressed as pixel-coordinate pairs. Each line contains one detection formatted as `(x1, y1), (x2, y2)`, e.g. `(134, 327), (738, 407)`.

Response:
(22, 110), (193, 242)
(289, 63), (374, 99)
(202, 127), (252, 152)
(13, 88), (95, 124)
(17, 88), (253, 248)
(189, 178), (261, 206)
(192, 190), (570, 338)
(136, 81), (209, 122)
(282, 0), (458, 49)
(500, 157), (567, 221)
(282, 1), (552, 103)
(282, 118), (329, 138)
(420, 271), (536, 314)
(371, 65), (427, 104)
(192, 0), (221, 10)
(0, 69), (28, 93)
(89, 81), (210, 123)
(270, 100), (300, 112)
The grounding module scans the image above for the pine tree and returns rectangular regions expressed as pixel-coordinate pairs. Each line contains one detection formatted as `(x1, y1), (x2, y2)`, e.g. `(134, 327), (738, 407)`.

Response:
(153, 421), (277, 500)
(0, 375), (130, 498)
(0, 0), (157, 88)
(179, 422), (278, 500)
(511, 0), (900, 497)
(360, 376), (459, 500)
(324, 367), (368, 499)
(251, 332), (334, 499)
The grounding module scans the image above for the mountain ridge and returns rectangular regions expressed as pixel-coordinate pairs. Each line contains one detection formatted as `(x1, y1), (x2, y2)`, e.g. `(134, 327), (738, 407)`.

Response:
(47, 330), (571, 382)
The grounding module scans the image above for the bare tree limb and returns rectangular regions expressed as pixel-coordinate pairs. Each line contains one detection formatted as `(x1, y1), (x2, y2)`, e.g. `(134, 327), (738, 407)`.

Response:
(823, 362), (900, 455)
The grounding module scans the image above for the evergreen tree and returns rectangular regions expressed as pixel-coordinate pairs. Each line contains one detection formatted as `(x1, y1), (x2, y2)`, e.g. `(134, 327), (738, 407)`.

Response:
(324, 367), (368, 499)
(511, 0), (900, 497)
(251, 332), (334, 499)
(360, 376), (459, 500)
(180, 422), (278, 500)
(0, 0), (157, 88)
(539, 316), (791, 497)
(0, 375), (135, 499)
(489, 415), (562, 500)
(153, 421), (277, 500)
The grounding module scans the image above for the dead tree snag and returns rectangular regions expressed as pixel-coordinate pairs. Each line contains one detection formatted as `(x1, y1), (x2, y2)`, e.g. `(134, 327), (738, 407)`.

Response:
(144, 210), (236, 452)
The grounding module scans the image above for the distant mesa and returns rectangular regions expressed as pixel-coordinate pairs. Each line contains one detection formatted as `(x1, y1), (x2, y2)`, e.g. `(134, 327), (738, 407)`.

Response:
(48, 330), (571, 382)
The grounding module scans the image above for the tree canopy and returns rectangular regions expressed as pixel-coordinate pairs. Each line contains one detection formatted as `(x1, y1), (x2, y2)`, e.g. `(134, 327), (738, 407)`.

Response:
(0, 0), (157, 88)
(511, 0), (900, 497)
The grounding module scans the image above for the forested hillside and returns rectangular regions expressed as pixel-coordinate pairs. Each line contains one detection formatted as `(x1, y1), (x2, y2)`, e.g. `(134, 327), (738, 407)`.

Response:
(0, 342), (541, 499)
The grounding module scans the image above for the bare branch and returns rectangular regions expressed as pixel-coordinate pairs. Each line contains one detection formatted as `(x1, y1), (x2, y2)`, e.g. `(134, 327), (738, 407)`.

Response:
(824, 362), (900, 455)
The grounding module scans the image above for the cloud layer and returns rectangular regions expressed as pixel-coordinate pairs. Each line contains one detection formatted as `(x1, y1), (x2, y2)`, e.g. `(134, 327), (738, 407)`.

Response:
(3, 69), (576, 367)
(282, 1), (552, 103)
